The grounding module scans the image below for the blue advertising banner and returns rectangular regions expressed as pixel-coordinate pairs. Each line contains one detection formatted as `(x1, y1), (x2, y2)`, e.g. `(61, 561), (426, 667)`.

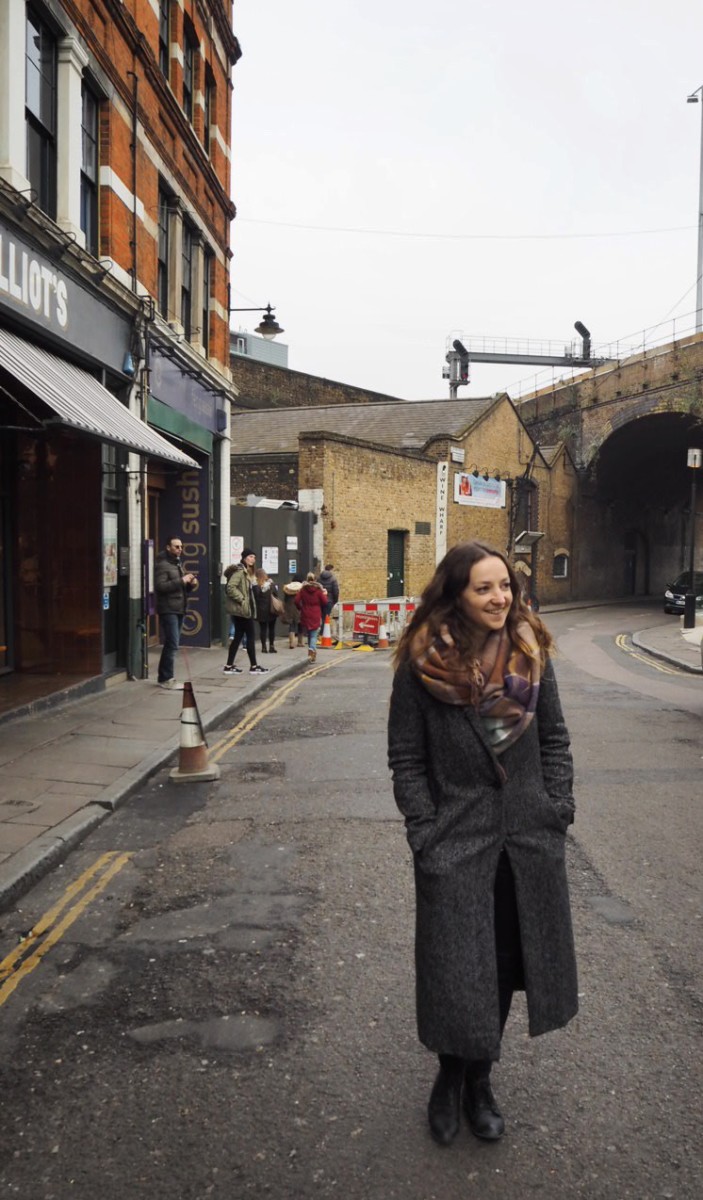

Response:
(159, 452), (211, 646)
(453, 472), (506, 508)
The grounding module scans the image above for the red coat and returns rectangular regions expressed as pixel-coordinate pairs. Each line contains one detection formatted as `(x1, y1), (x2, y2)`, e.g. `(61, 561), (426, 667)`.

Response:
(295, 582), (327, 631)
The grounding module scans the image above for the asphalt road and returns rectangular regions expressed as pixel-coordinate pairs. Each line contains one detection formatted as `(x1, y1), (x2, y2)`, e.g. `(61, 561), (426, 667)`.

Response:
(0, 607), (701, 1200)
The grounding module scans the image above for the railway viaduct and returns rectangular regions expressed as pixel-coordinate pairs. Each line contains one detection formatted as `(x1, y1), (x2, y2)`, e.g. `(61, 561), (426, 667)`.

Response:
(517, 334), (703, 600)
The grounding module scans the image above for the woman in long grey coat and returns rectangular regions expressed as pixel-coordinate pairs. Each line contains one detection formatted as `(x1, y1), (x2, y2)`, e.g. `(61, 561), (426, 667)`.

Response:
(388, 540), (577, 1147)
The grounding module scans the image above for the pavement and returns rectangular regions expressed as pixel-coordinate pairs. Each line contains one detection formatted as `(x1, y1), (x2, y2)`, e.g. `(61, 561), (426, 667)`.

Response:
(0, 608), (700, 915)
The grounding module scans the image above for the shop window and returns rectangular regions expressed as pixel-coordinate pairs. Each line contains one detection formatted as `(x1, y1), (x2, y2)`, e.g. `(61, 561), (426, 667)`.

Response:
(183, 18), (198, 123)
(26, 8), (57, 218)
(159, 0), (170, 78)
(181, 221), (194, 338)
(553, 552), (569, 579)
(80, 83), (99, 256)
(157, 183), (171, 318)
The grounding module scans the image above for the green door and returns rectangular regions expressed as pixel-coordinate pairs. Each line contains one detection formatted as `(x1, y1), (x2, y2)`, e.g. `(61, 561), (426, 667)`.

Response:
(387, 530), (405, 597)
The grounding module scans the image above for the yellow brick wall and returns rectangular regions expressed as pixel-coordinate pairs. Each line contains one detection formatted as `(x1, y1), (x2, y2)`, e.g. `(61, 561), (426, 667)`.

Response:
(300, 438), (437, 599)
(447, 397), (535, 553)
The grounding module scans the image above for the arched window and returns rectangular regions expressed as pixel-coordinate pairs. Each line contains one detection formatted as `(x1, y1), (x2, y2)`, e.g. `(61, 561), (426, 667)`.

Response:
(553, 550), (569, 579)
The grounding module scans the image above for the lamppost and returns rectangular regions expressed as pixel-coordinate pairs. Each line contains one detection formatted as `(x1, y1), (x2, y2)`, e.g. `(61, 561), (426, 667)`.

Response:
(686, 87), (703, 333)
(683, 447), (702, 629)
(228, 303), (285, 340)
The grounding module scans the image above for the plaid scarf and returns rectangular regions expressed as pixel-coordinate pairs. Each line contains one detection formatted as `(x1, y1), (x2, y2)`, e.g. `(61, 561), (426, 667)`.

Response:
(409, 621), (540, 755)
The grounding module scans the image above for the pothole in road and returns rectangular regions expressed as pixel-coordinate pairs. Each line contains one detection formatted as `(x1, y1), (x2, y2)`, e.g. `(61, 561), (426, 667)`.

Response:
(239, 760), (287, 781)
(588, 895), (637, 926)
(128, 1013), (281, 1050)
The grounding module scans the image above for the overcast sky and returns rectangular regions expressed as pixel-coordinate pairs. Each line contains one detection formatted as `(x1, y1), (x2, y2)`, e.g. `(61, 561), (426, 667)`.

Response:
(230, 1), (703, 401)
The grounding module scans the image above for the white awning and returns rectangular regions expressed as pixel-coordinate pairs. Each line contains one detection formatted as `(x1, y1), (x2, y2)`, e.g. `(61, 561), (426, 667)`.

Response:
(0, 325), (198, 467)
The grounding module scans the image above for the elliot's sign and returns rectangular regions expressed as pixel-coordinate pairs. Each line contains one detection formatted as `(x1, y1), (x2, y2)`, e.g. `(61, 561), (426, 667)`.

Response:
(0, 229), (69, 329)
(0, 219), (131, 374)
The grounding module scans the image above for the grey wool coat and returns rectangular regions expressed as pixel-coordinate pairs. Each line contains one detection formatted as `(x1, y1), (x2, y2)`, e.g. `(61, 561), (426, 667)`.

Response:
(388, 656), (578, 1061)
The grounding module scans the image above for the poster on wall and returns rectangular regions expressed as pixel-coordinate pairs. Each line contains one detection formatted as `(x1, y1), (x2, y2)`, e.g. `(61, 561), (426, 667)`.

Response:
(103, 513), (118, 587)
(230, 535), (244, 564)
(262, 545), (279, 574)
(454, 473), (506, 508)
(159, 454), (210, 646)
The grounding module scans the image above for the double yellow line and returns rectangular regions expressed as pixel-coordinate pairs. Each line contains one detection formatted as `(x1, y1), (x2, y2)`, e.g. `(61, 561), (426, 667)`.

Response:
(615, 633), (686, 676)
(209, 652), (352, 762)
(0, 851), (132, 1008)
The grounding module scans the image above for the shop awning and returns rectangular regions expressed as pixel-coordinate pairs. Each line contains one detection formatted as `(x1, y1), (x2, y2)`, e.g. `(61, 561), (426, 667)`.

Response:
(0, 326), (198, 467)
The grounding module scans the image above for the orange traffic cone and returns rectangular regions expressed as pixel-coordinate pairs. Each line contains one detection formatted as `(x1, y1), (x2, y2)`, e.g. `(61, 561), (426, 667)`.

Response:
(376, 617), (390, 650)
(319, 615), (333, 648)
(170, 682), (220, 782)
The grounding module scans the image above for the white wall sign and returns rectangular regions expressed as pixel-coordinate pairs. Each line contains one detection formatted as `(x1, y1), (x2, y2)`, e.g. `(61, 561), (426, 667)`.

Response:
(436, 461), (449, 564)
(286, 535), (298, 550)
(229, 535), (244, 564)
(262, 545), (279, 573)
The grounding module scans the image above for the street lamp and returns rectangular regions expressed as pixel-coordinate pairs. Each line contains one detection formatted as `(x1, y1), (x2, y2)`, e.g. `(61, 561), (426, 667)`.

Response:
(229, 303), (285, 340)
(683, 447), (702, 629)
(686, 87), (703, 333)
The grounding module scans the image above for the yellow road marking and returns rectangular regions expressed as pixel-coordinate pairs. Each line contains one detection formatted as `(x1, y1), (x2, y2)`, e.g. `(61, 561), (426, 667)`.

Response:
(615, 633), (685, 676)
(209, 653), (354, 763)
(0, 852), (132, 1008)
(0, 851), (124, 982)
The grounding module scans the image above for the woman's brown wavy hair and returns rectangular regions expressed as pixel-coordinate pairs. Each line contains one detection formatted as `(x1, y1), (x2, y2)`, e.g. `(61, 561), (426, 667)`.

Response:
(394, 540), (553, 668)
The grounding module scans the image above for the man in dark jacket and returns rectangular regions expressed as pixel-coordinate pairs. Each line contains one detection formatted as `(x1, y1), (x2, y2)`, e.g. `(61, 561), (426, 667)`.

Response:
(155, 536), (196, 688)
(318, 564), (339, 620)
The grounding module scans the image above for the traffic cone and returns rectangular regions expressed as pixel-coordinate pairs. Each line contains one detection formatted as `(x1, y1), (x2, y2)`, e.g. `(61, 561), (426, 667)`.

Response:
(319, 615), (333, 648)
(170, 682), (220, 782)
(376, 617), (390, 650)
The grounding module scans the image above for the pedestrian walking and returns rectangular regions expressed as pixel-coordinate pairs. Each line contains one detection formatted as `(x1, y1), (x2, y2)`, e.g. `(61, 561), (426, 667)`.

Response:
(154, 536), (196, 688)
(282, 574), (304, 649)
(253, 568), (281, 654)
(295, 572), (327, 663)
(387, 540), (577, 1147)
(223, 549), (269, 676)
(318, 563), (339, 620)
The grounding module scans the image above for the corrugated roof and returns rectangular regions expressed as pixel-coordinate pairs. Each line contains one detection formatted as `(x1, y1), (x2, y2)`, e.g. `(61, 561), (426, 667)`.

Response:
(231, 397), (500, 456)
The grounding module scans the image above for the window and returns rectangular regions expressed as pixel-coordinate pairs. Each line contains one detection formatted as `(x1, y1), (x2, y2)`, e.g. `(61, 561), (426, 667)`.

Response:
(183, 19), (198, 122)
(25, 9), (57, 218)
(201, 250), (211, 353)
(157, 185), (170, 318)
(181, 222), (194, 338)
(203, 66), (215, 152)
(80, 84), (99, 256)
(553, 553), (569, 579)
(159, 0), (170, 77)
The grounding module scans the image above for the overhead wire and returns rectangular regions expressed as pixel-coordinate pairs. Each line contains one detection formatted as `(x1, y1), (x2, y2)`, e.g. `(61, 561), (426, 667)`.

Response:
(237, 216), (695, 243)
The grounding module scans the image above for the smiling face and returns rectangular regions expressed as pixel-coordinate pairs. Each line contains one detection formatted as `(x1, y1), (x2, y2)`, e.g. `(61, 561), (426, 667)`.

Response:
(461, 555), (513, 635)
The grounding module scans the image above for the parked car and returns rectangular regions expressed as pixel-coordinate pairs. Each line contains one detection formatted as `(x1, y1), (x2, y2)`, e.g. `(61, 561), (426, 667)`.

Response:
(663, 571), (703, 614)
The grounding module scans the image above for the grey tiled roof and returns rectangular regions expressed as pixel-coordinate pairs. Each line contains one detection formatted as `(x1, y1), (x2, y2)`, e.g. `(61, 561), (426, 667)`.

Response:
(231, 397), (500, 456)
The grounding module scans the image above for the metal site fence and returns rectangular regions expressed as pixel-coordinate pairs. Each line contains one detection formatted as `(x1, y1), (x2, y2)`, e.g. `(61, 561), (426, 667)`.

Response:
(331, 599), (418, 644)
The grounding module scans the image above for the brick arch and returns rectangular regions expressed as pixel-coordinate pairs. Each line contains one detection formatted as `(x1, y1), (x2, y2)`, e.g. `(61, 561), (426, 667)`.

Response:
(580, 389), (702, 469)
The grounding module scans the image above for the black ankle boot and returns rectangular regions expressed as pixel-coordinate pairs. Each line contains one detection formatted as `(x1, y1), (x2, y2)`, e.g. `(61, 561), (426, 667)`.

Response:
(428, 1056), (463, 1146)
(463, 1062), (504, 1141)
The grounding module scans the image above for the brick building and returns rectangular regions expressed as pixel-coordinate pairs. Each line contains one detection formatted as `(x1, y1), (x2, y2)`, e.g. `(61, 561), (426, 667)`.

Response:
(230, 396), (578, 605)
(0, 0), (239, 708)
(230, 348), (404, 411)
